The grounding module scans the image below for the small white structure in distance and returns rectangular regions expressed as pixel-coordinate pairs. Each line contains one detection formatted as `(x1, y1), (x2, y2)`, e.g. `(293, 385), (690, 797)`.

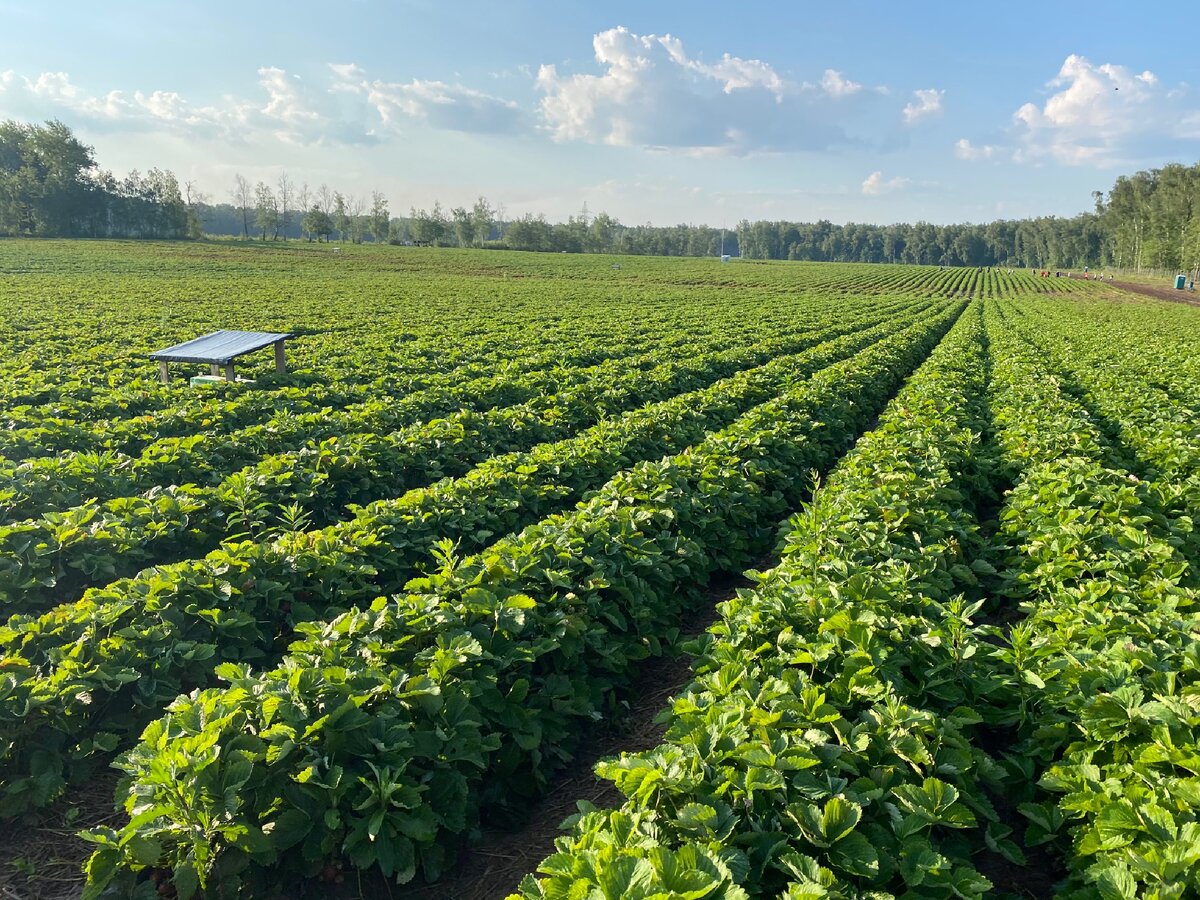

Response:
(721, 255), (731, 263)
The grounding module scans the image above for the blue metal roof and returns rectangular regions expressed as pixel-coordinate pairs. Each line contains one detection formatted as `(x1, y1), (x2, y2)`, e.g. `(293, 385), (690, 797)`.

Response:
(150, 330), (292, 365)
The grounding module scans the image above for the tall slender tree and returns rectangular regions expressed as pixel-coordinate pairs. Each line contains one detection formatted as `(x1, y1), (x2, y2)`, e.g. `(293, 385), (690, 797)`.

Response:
(276, 172), (293, 240)
(232, 174), (253, 240)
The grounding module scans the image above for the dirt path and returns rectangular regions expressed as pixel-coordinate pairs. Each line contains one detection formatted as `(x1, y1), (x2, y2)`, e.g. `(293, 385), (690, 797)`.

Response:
(1068, 274), (1200, 307)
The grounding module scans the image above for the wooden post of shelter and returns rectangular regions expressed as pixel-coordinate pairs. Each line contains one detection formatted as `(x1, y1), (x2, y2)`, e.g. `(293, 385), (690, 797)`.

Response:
(158, 361), (170, 384)
(274, 339), (287, 374)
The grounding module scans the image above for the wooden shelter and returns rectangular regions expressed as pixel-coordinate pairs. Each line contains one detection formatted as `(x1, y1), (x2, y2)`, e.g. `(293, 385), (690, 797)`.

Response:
(150, 330), (292, 383)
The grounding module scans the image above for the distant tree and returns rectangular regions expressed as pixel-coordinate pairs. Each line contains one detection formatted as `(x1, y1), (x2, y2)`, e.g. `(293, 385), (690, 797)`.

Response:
(254, 182), (279, 240)
(588, 211), (616, 253)
(301, 204), (333, 242)
(503, 213), (554, 252)
(492, 200), (507, 241)
(316, 183), (333, 217)
(368, 190), (389, 243)
(276, 172), (293, 240)
(183, 180), (207, 238)
(232, 174), (252, 239)
(333, 192), (348, 242)
(0, 119), (97, 236)
(451, 205), (473, 247)
(119, 169), (151, 235)
(144, 168), (188, 238)
(470, 196), (494, 245)
(346, 194), (366, 243)
(295, 182), (311, 239)
(409, 202), (448, 245)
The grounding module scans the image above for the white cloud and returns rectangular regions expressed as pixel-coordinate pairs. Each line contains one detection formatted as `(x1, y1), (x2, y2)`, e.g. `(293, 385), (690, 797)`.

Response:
(1010, 54), (1200, 165)
(861, 170), (909, 195)
(955, 138), (996, 160)
(331, 65), (526, 134)
(329, 63), (368, 86)
(258, 67), (322, 128)
(0, 67), (377, 146)
(0, 63), (523, 147)
(903, 88), (943, 123)
(820, 69), (862, 98)
(535, 26), (876, 154)
(9, 71), (131, 120)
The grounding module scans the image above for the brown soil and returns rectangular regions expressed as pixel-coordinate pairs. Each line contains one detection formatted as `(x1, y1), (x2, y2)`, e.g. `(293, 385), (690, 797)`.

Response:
(1070, 274), (1200, 306)
(0, 772), (122, 900)
(974, 844), (1062, 899)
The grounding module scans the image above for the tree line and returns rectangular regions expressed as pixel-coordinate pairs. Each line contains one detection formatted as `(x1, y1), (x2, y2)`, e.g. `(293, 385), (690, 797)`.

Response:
(4, 118), (1200, 272)
(734, 216), (1108, 269)
(0, 120), (199, 239)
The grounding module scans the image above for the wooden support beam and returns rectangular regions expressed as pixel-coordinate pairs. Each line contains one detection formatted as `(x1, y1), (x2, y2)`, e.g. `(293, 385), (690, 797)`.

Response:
(210, 363), (221, 377)
(158, 361), (170, 384)
(224, 362), (236, 382)
(274, 340), (287, 374)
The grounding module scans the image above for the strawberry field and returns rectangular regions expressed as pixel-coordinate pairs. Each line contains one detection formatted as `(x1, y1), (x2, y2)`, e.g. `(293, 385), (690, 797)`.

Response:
(1, 240), (1198, 899)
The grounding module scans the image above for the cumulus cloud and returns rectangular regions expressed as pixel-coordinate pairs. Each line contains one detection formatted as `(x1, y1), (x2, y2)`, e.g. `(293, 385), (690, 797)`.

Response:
(535, 26), (876, 154)
(331, 65), (526, 134)
(0, 67), (375, 145)
(954, 138), (996, 160)
(258, 68), (322, 128)
(1012, 53), (1200, 165)
(820, 69), (862, 98)
(0, 63), (527, 146)
(328, 63), (368, 86)
(862, 170), (908, 195)
(1, 70), (132, 120)
(903, 88), (943, 123)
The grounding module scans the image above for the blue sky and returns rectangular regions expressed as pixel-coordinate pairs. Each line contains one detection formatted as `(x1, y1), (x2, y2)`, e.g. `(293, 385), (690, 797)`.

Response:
(2, 0), (1197, 225)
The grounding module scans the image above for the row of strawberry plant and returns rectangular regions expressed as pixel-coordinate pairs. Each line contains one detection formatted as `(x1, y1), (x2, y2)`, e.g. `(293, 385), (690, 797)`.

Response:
(0, 330), (646, 460)
(78, 304), (964, 897)
(1007, 296), (1200, 448)
(0, 253), (825, 401)
(507, 302), (1029, 899)
(0, 300), (929, 610)
(0, 306), (934, 816)
(0, 325), (691, 514)
(977, 303), (1200, 897)
(1000, 299), (1200, 566)
(0, 279), (759, 419)
(3, 286), (878, 499)
(0, 317), (804, 522)
(1007, 295), (1200, 412)
(0, 296), (797, 459)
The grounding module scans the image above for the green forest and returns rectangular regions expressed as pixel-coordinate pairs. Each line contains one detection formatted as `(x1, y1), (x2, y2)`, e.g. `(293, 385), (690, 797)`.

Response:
(3, 117), (1199, 271)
